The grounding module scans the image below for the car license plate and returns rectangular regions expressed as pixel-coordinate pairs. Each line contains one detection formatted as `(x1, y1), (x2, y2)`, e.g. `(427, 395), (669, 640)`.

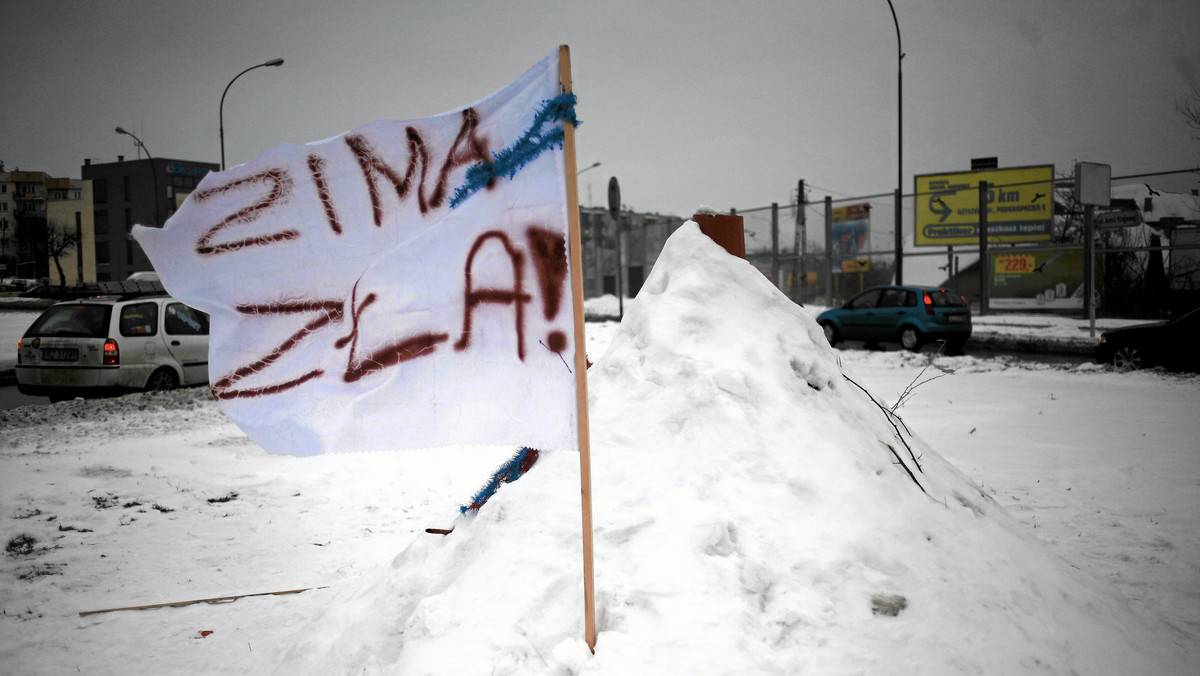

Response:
(947, 315), (966, 323)
(41, 348), (80, 361)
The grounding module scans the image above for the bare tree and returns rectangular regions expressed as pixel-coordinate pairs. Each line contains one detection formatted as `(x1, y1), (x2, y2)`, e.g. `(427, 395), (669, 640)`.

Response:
(1178, 85), (1200, 143)
(44, 219), (80, 285)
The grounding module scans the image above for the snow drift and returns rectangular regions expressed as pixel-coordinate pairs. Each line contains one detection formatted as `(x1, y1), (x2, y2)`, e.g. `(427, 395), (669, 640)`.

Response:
(273, 222), (1189, 674)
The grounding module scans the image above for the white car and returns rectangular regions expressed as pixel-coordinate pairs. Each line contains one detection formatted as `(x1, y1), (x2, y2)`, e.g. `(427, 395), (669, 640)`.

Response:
(16, 294), (209, 402)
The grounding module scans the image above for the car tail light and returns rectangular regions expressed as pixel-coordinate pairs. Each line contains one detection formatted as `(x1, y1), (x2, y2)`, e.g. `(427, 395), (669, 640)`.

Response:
(923, 291), (935, 315)
(103, 339), (119, 365)
(16, 338), (21, 364)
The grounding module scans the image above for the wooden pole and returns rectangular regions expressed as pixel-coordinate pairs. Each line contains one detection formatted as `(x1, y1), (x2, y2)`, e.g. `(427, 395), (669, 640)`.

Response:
(558, 44), (598, 653)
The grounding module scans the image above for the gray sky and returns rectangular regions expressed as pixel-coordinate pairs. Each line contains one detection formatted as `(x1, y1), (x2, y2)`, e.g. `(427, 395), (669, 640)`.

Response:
(3, 0), (1198, 219)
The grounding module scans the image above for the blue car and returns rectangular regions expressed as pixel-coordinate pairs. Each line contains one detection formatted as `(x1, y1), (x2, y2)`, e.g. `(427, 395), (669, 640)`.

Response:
(816, 285), (972, 352)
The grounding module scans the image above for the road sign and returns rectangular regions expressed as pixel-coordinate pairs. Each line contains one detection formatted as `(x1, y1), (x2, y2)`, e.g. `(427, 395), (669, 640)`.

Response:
(915, 165), (1054, 246)
(1094, 209), (1141, 230)
(1075, 162), (1111, 207)
(607, 177), (620, 220)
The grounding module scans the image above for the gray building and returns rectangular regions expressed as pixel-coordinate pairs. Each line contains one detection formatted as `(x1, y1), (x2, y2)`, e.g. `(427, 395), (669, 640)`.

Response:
(82, 156), (216, 281)
(579, 206), (686, 299)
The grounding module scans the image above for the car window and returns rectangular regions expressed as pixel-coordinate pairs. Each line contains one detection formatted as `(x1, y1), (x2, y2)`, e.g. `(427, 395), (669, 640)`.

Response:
(847, 289), (883, 310)
(25, 304), (112, 338)
(119, 302), (159, 337)
(929, 290), (966, 307)
(878, 288), (911, 307)
(165, 303), (210, 336)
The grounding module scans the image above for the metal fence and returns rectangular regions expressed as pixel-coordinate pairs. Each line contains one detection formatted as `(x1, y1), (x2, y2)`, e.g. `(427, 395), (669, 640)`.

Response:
(737, 191), (904, 308)
(735, 168), (1200, 317)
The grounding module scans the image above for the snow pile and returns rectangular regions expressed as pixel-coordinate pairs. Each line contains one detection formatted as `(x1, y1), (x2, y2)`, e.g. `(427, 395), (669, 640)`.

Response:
(272, 223), (1190, 674)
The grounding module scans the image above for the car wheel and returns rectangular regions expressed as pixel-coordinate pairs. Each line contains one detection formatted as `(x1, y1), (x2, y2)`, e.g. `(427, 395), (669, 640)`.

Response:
(900, 327), (923, 352)
(146, 368), (178, 392)
(821, 322), (840, 347)
(1111, 346), (1143, 370)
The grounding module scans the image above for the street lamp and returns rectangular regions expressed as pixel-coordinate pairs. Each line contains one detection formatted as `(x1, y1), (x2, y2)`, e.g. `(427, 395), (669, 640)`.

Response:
(115, 127), (160, 227)
(220, 57), (285, 170)
(886, 0), (904, 285)
(578, 161), (601, 204)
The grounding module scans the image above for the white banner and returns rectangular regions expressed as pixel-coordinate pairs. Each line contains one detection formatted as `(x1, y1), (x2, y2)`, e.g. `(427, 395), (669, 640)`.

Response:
(135, 50), (580, 456)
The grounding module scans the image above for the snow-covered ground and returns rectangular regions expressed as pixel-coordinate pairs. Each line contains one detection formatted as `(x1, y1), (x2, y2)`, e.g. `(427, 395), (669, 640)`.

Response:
(1, 227), (1198, 674)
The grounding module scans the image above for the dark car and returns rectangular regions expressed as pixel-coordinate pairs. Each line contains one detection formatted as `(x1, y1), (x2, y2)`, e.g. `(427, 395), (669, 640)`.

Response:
(1095, 307), (1200, 372)
(816, 285), (972, 352)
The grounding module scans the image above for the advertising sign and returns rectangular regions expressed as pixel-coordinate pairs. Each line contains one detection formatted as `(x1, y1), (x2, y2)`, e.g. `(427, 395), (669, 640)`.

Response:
(832, 203), (870, 273)
(915, 165), (1054, 246)
(989, 249), (1086, 310)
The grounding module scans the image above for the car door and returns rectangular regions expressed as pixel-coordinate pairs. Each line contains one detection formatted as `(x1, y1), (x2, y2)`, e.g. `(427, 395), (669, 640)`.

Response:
(838, 289), (884, 340)
(1163, 309), (1200, 371)
(874, 288), (914, 337)
(163, 301), (210, 385)
(116, 301), (163, 389)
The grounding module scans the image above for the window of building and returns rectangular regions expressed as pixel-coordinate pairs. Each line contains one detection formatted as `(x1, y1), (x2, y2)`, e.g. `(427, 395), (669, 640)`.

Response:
(93, 179), (108, 204)
(628, 266), (645, 296)
(123, 175), (132, 201)
(94, 210), (108, 236)
(95, 242), (110, 265)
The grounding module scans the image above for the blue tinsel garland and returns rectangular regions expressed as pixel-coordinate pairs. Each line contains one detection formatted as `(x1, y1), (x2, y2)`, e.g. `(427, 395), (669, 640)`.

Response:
(448, 92), (579, 208)
(461, 447), (541, 514)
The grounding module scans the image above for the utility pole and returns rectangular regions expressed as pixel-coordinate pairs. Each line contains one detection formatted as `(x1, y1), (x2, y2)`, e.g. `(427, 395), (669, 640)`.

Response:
(978, 181), (989, 316)
(824, 195), (834, 307)
(770, 202), (780, 288)
(795, 180), (806, 301)
(607, 176), (623, 319)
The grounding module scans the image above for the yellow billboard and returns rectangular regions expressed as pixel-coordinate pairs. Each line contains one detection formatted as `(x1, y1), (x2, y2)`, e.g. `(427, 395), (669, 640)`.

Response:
(914, 165), (1054, 246)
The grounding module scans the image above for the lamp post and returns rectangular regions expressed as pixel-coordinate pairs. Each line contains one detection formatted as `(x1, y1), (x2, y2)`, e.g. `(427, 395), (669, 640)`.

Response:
(220, 57), (285, 170)
(115, 127), (160, 227)
(886, 0), (904, 285)
(578, 161), (601, 205)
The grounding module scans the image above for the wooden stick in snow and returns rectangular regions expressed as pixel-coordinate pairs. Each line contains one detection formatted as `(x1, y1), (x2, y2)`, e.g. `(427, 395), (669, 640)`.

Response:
(79, 587), (322, 617)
